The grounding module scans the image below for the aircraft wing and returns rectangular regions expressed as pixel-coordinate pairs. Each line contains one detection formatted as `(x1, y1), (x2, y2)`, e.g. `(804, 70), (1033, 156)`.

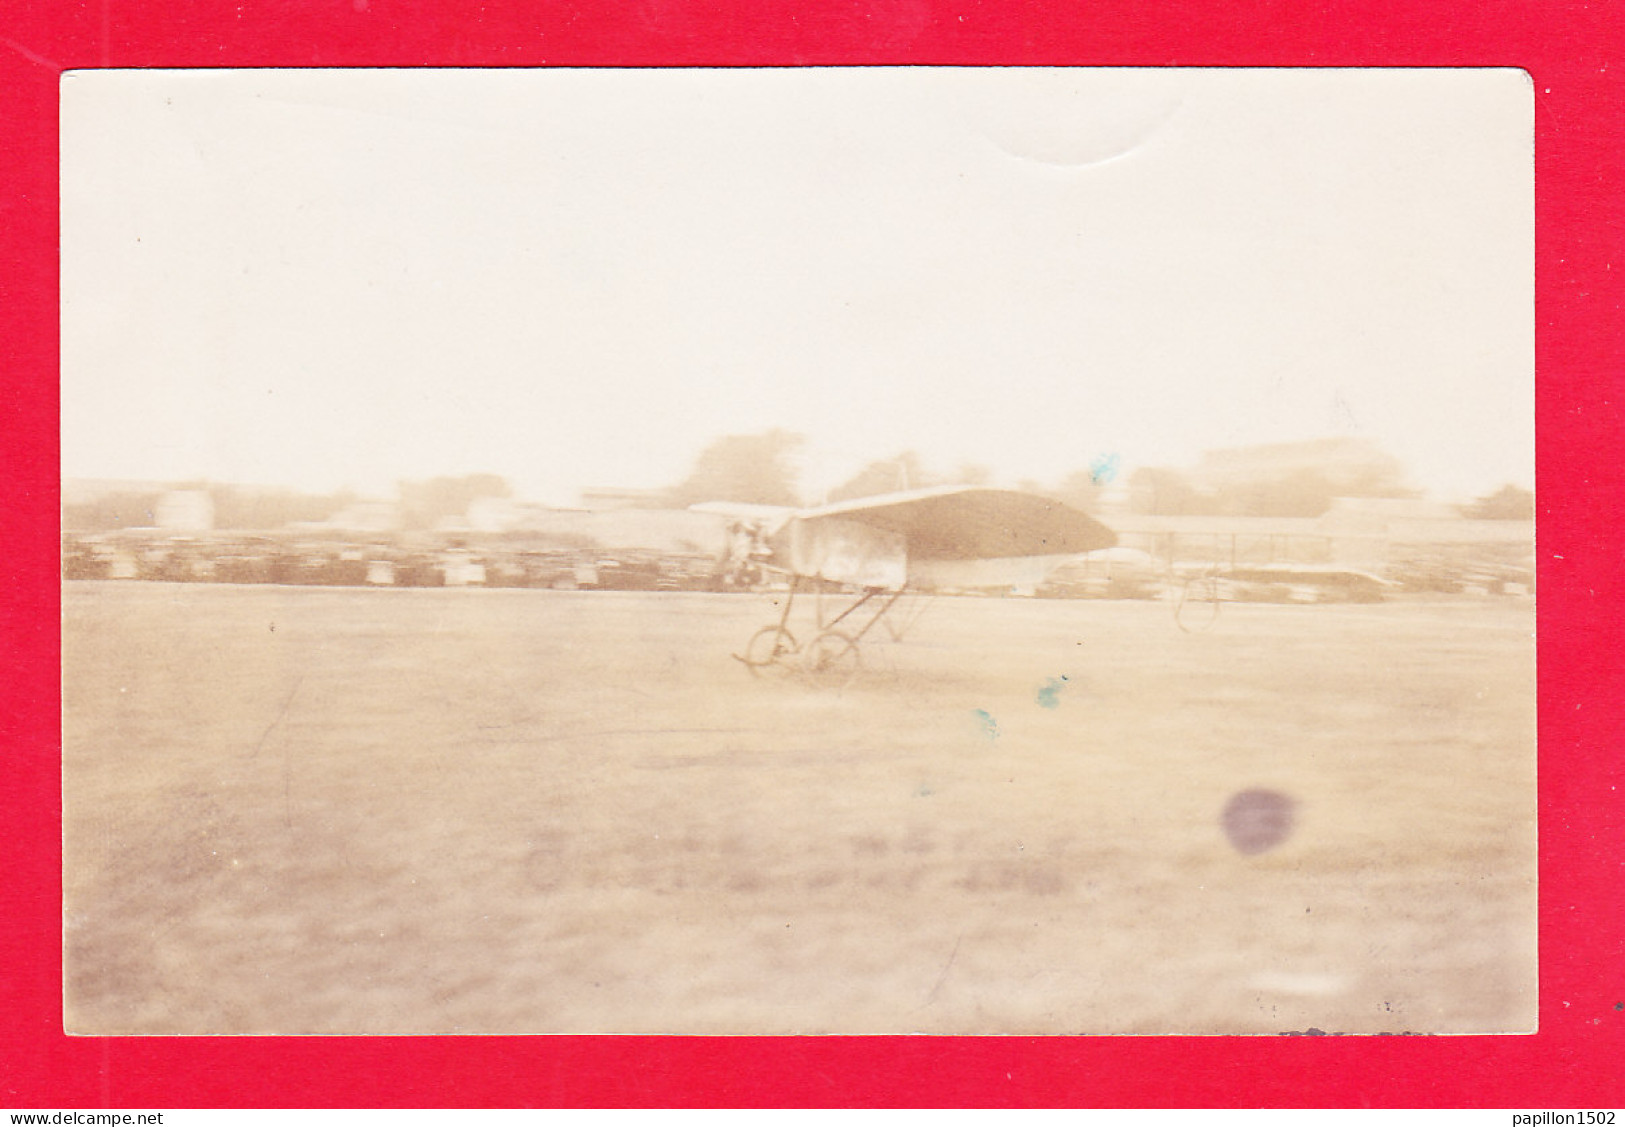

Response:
(794, 485), (1117, 560)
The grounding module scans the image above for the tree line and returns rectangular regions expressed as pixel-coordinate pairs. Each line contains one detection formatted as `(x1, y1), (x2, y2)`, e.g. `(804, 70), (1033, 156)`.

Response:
(663, 430), (1532, 520)
(62, 433), (1532, 532)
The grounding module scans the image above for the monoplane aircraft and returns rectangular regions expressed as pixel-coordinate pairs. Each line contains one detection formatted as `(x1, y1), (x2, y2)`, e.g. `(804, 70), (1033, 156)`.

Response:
(695, 485), (1117, 684)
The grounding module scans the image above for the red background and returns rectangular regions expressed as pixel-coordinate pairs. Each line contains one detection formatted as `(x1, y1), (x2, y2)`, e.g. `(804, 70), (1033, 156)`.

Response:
(3, 0), (1620, 1108)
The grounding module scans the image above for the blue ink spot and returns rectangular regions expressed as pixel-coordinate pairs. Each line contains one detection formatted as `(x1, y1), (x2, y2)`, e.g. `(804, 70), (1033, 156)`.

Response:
(973, 709), (1000, 741)
(1036, 675), (1070, 709)
(916, 784), (935, 798)
(1089, 452), (1121, 486)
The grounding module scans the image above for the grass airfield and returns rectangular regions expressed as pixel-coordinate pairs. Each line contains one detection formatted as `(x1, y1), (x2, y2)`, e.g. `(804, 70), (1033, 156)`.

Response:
(62, 581), (1536, 1035)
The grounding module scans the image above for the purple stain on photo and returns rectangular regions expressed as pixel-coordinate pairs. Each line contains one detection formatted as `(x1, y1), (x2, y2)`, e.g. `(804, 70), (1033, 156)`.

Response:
(1221, 788), (1297, 855)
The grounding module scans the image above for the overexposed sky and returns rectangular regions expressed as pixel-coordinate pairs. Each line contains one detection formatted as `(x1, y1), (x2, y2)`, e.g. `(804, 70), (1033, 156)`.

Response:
(61, 67), (1533, 505)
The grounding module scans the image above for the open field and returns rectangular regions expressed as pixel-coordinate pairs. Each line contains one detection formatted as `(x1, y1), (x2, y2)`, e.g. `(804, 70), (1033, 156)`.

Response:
(62, 582), (1536, 1035)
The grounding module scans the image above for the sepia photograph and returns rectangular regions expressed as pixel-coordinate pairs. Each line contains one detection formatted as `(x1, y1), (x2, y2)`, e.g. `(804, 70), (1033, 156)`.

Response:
(60, 66), (1535, 1036)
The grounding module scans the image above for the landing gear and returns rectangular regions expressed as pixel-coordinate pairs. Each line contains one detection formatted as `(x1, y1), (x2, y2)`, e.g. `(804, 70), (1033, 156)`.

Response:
(739, 625), (799, 677)
(800, 630), (860, 688)
(1174, 571), (1222, 633)
(735, 575), (907, 687)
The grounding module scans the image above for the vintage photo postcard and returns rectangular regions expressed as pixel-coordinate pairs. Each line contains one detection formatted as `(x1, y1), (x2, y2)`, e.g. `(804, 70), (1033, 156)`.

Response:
(60, 66), (1534, 1035)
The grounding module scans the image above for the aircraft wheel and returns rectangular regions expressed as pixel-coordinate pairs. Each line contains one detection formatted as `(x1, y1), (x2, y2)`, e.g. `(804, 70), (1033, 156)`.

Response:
(801, 630), (861, 689)
(1175, 574), (1221, 633)
(739, 625), (798, 676)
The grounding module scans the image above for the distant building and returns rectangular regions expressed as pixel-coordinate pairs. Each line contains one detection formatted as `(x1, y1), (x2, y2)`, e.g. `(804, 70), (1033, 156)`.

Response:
(324, 502), (403, 533)
(579, 487), (672, 511)
(1109, 498), (1531, 573)
(1317, 496), (1460, 529)
(1190, 437), (1411, 496)
(154, 490), (214, 532)
(1090, 484), (1132, 514)
(62, 478), (173, 506)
